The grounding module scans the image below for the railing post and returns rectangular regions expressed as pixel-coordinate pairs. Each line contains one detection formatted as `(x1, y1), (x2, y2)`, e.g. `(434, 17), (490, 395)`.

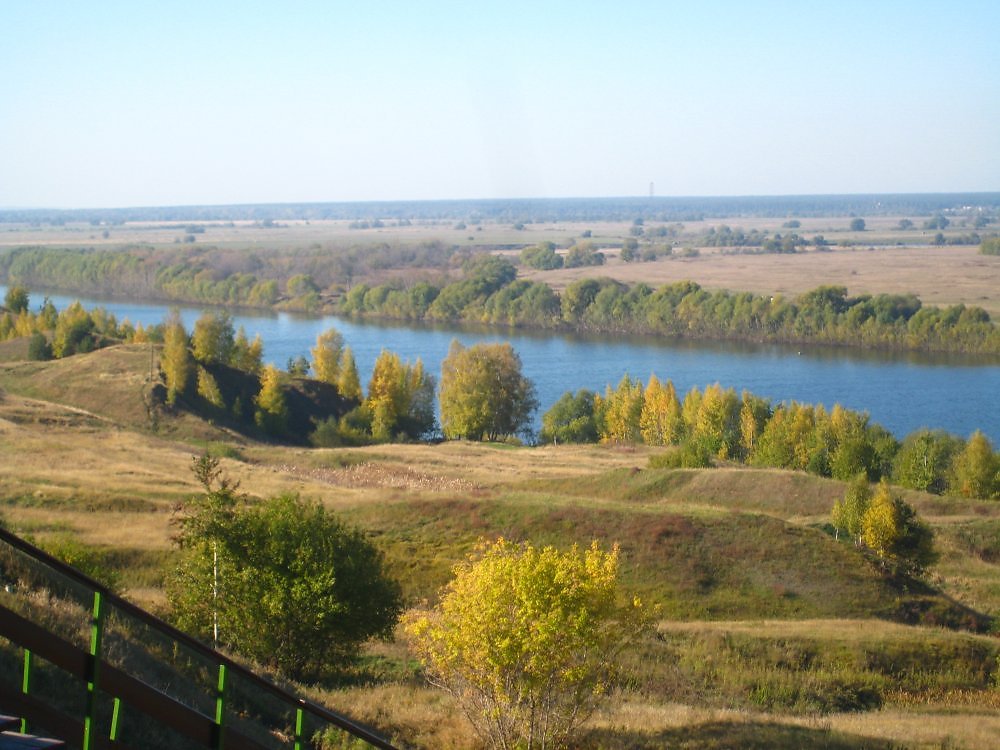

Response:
(294, 705), (304, 750)
(83, 590), (106, 750)
(213, 662), (227, 750)
(110, 696), (122, 741)
(20, 648), (33, 734)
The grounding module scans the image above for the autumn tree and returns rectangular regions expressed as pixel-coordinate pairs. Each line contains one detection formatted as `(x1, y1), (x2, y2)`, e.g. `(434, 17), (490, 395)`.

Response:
(3, 284), (29, 314)
(598, 374), (644, 443)
(196, 365), (226, 409)
(230, 326), (263, 373)
(254, 364), (288, 435)
(337, 346), (363, 402)
(639, 375), (684, 446)
(833, 478), (936, 576)
(860, 480), (937, 575)
(310, 327), (344, 385)
(191, 312), (235, 365)
(366, 349), (436, 441)
(161, 316), (193, 405)
(51, 301), (96, 356)
(951, 431), (999, 499)
(405, 538), (651, 750)
(439, 341), (538, 441)
(691, 383), (740, 458)
(860, 481), (898, 559)
(738, 391), (772, 460)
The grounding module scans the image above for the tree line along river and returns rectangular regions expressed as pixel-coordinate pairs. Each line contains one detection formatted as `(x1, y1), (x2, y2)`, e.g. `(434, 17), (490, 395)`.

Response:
(4, 286), (999, 444)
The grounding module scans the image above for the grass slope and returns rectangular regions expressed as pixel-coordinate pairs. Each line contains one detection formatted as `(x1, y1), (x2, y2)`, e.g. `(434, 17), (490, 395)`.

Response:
(1, 346), (999, 748)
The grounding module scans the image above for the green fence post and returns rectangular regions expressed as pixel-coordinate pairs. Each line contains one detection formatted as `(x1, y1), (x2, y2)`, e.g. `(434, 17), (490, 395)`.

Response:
(294, 706), (304, 750)
(213, 663), (227, 750)
(20, 648), (32, 734)
(110, 696), (122, 741)
(83, 590), (105, 750)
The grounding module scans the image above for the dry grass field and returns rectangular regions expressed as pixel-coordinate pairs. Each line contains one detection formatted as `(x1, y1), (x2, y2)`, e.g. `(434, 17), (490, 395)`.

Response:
(522, 243), (1000, 319)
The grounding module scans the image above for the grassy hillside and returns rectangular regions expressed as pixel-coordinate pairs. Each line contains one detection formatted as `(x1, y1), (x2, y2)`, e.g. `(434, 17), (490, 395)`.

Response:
(1, 345), (999, 748)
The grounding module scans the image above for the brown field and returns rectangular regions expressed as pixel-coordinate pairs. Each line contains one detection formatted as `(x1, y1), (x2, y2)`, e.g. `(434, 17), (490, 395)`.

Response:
(521, 243), (1000, 319)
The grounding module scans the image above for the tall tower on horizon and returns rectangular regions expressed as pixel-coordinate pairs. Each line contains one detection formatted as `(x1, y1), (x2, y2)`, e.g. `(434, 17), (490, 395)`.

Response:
(649, 181), (654, 197)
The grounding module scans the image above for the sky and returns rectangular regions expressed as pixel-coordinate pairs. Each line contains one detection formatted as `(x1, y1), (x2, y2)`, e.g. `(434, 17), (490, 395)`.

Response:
(1, 1), (998, 208)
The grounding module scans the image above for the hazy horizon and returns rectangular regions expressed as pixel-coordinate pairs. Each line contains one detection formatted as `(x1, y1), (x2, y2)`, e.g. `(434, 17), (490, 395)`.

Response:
(3, 1), (998, 209)
(6, 190), (1000, 215)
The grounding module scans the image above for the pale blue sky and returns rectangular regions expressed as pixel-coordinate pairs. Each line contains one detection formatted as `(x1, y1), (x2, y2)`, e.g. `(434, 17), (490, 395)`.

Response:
(2, 1), (998, 208)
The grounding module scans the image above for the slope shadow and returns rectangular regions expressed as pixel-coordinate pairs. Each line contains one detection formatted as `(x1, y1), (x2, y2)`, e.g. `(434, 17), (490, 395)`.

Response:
(581, 719), (899, 749)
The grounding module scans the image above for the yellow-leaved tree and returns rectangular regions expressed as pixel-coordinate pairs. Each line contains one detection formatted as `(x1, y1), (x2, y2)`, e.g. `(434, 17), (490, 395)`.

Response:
(310, 327), (344, 385)
(835, 478), (937, 577)
(439, 340), (537, 441)
(860, 480), (899, 558)
(336, 346), (363, 402)
(640, 375), (684, 446)
(405, 538), (652, 750)
(254, 364), (287, 436)
(161, 317), (192, 405)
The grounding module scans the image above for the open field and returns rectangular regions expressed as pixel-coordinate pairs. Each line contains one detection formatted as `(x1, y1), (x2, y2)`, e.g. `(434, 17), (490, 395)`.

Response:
(3, 212), (998, 318)
(523, 243), (1000, 319)
(1, 345), (999, 748)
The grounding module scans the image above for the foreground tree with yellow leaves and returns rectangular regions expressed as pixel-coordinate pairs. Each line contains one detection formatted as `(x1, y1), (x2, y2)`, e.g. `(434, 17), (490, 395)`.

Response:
(405, 538), (652, 750)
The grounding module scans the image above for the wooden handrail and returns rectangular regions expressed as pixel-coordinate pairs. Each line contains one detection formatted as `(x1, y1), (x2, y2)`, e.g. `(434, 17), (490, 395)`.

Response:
(0, 526), (400, 749)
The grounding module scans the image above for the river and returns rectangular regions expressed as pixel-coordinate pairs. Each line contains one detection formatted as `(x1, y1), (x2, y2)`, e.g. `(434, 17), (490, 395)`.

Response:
(4, 286), (999, 443)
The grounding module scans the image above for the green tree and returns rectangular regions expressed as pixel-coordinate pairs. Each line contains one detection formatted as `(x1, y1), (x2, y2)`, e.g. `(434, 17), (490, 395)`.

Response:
(540, 389), (599, 444)
(310, 327), (344, 385)
(439, 341), (538, 441)
(254, 364), (288, 435)
(161, 317), (193, 405)
(405, 538), (651, 750)
(286, 355), (310, 376)
(564, 242), (605, 268)
(850, 218), (866, 231)
(26, 332), (52, 361)
(892, 429), (963, 494)
(831, 474), (872, 544)
(620, 238), (639, 262)
(951, 431), (999, 499)
(169, 459), (402, 679)
(980, 237), (1000, 256)
(3, 284), (29, 314)
(520, 242), (564, 270)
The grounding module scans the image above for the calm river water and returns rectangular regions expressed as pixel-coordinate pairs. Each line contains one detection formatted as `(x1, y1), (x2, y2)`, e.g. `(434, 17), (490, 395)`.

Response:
(5, 287), (999, 443)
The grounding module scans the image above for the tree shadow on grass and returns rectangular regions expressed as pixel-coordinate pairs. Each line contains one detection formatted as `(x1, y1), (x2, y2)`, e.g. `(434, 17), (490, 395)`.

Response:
(581, 720), (899, 749)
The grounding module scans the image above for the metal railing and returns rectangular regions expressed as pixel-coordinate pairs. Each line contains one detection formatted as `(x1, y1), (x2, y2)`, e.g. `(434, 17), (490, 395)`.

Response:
(0, 526), (400, 750)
